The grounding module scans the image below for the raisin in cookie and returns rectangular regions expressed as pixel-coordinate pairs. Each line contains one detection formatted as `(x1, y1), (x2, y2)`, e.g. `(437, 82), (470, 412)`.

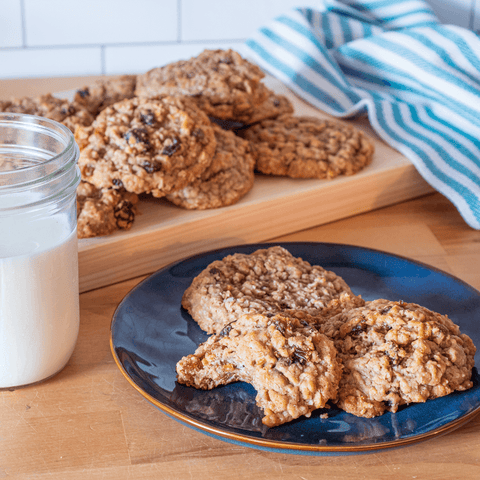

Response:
(321, 299), (476, 418)
(241, 115), (374, 179)
(182, 246), (364, 334)
(74, 75), (137, 117)
(176, 312), (342, 427)
(76, 95), (216, 197)
(166, 123), (255, 209)
(76, 180), (138, 239)
(0, 94), (94, 132)
(135, 49), (269, 121)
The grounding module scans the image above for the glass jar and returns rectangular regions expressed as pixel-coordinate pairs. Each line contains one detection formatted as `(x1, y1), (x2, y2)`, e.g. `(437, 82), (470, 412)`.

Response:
(0, 113), (81, 389)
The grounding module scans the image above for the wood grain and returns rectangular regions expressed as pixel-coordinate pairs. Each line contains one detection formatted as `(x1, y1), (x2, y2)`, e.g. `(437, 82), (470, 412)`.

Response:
(1, 192), (479, 479)
(76, 75), (435, 293)
(0, 73), (434, 293)
(1, 76), (479, 479)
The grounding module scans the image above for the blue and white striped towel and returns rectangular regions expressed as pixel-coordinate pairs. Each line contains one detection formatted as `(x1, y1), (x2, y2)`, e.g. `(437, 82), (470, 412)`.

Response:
(245, 0), (480, 229)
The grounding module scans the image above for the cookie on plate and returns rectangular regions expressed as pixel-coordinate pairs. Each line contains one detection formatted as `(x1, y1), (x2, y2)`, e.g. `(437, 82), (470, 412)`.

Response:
(73, 75), (137, 117)
(322, 299), (476, 418)
(182, 245), (364, 334)
(76, 95), (216, 197)
(135, 49), (269, 121)
(76, 180), (138, 239)
(241, 115), (374, 179)
(166, 123), (255, 209)
(0, 94), (94, 132)
(176, 312), (342, 427)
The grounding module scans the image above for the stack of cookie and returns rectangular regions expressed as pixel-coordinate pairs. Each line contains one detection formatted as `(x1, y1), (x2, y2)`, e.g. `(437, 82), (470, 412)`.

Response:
(0, 48), (375, 239)
(74, 49), (293, 238)
(176, 246), (476, 427)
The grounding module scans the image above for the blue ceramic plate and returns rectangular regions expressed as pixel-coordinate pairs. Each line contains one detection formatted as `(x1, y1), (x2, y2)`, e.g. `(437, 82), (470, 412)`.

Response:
(110, 242), (480, 455)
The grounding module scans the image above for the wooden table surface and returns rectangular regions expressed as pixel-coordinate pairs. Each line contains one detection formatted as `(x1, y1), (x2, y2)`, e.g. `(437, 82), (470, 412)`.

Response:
(1, 77), (480, 479)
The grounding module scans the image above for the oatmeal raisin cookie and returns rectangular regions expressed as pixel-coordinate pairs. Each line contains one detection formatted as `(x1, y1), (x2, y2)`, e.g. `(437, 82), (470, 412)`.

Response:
(0, 94), (94, 132)
(76, 180), (138, 239)
(182, 246), (364, 334)
(166, 123), (255, 209)
(76, 95), (216, 197)
(135, 49), (269, 121)
(176, 312), (342, 427)
(322, 299), (476, 418)
(237, 91), (294, 125)
(74, 75), (137, 117)
(241, 115), (374, 179)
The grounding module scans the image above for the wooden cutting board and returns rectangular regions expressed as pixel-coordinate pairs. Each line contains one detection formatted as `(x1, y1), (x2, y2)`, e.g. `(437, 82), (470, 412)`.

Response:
(78, 76), (434, 293)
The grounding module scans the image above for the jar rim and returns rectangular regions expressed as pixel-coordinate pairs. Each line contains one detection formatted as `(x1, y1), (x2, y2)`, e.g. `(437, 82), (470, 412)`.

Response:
(0, 112), (77, 189)
(0, 113), (80, 213)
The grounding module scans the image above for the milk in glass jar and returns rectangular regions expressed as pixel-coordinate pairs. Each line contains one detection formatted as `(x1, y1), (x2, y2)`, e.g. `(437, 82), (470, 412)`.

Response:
(0, 113), (81, 388)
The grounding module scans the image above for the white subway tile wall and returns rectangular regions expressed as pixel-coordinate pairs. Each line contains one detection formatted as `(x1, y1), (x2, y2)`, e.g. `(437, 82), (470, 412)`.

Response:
(105, 41), (247, 76)
(0, 0), (478, 80)
(0, 1), (23, 48)
(24, 0), (178, 46)
(0, 47), (102, 79)
(180, 0), (320, 41)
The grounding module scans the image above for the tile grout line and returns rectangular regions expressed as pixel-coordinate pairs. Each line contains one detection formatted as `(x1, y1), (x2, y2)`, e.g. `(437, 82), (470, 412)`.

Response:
(0, 39), (247, 52)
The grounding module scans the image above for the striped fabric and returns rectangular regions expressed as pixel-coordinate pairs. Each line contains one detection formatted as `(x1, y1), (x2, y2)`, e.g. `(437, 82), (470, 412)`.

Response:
(245, 0), (480, 229)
